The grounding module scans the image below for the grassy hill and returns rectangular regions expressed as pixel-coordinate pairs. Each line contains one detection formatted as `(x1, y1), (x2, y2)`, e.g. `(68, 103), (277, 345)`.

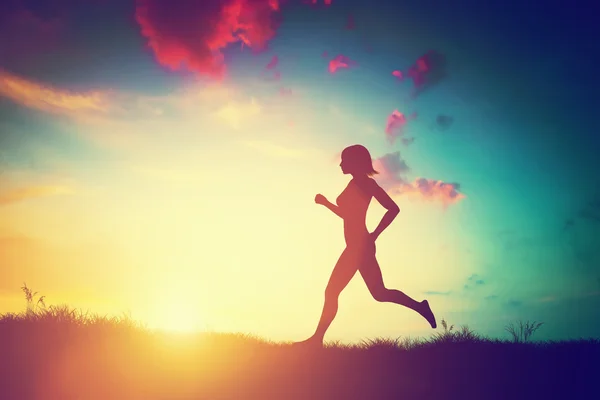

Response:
(1, 290), (598, 400)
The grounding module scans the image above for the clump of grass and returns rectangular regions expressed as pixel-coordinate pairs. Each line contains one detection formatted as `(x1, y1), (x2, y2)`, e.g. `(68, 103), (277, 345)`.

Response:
(504, 320), (544, 343)
(1, 284), (146, 335)
(359, 336), (415, 350)
(429, 318), (480, 344)
(397, 336), (423, 350)
(321, 336), (424, 353)
(323, 339), (345, 349)
(21, 282), (46, 315)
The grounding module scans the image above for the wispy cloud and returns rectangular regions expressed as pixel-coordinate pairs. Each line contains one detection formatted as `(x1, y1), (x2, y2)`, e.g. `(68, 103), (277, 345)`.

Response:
(537, 296), (557, 303)
(0, 69), (275, 154)
(464, 273), (485, 289)
(534, 289), (600, 304)
(505, 299), (523, 308)
(0, 68), (111, 117)
(0, 68), (259, 123)
(423, 290), (451, 296)
(0, 166), (78, 207)
(0, 185), (73, 206)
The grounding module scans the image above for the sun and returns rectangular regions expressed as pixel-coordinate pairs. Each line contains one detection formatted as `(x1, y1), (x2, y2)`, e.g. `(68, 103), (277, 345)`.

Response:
(147, 295), (207, 333)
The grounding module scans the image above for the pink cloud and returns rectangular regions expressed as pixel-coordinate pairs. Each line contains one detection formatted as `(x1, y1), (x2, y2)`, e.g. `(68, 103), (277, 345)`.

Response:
(328, 54), (357, 74)
(266, 55), (279, 70)
(372, 152), (465, 207)
(261, 55), (282, 81)
(372, 151), (410, 188)
(401, 178), (465, 208)
(385, 110), (417, 144)
(405, 50), (447, 98)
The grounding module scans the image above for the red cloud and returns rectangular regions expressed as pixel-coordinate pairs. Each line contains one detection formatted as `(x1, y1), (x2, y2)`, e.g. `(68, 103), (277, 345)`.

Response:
(135, 0), (282, 79)
(372, 152), (464, 207)
(328, 54), (356, 74)
(385, 110), (417, 144)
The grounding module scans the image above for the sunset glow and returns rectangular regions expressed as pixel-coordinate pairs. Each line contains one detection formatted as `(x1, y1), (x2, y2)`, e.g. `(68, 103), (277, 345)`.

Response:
(0, 0), (598, 344)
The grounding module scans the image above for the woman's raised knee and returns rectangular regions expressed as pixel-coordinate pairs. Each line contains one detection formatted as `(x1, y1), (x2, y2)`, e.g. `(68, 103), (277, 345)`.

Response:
(371, 287), (390, 302)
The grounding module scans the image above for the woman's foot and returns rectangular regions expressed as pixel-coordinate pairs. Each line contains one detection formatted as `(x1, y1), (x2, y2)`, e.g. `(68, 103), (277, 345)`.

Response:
(419, 300), (437, 329)
(292, 336), (323, 348)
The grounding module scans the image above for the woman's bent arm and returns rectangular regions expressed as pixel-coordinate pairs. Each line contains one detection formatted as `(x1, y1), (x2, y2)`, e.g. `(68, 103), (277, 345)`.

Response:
(323, 201), (345, 219)
(369, 178), (400, 239)
(371, 208), (399, 239)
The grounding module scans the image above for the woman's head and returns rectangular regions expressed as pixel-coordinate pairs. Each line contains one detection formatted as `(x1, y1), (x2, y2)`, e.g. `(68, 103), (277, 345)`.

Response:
(340, 144), (378, 176)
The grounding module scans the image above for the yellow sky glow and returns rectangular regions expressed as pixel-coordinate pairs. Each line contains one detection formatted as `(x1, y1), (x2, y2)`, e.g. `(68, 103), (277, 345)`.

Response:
(0, 70), (474, 342)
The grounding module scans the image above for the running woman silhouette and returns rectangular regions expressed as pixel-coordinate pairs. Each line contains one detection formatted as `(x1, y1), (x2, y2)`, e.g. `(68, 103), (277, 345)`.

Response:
(295, 144), (437, 347)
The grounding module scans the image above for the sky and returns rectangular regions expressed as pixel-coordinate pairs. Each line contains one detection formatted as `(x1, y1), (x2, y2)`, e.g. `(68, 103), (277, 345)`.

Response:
(0, 0), (599, 343)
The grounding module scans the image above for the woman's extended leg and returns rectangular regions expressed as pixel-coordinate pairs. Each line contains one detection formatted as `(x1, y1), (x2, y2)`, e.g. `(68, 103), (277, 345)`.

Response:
(297, 247), (359, 345)
(359, 255), (437, 329)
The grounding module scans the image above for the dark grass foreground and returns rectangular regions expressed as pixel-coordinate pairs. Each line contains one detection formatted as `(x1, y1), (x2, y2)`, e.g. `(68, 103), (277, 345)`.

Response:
(1, 306), (598, 400)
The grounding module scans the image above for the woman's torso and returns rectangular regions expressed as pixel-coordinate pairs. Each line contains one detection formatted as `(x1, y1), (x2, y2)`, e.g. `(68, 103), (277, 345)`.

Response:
(336, 178), (373, 246)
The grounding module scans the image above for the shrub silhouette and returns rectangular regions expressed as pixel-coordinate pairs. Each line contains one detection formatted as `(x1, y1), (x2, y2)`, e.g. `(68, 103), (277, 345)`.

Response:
(504, 320), (544, 343)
